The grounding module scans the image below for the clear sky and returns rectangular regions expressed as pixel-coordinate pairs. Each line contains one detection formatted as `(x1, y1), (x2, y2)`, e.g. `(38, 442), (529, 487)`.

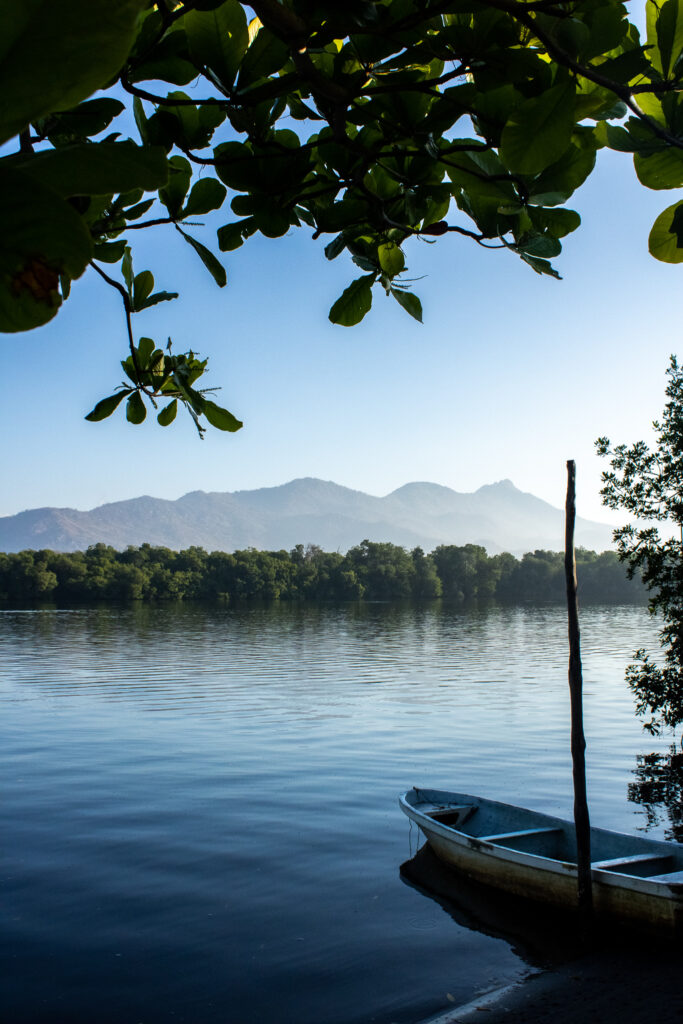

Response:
(3, 142), (679, 529)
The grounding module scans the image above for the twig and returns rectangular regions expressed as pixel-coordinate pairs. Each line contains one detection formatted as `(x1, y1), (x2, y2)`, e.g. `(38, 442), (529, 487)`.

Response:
(90, 261), (143, 386)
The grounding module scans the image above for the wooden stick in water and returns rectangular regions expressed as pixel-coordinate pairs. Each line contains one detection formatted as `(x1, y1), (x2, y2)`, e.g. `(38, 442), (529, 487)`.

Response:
(565, 459), (593, 924)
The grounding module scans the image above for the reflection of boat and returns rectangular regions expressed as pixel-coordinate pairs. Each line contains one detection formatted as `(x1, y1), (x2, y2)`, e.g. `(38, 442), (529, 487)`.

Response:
(400, 788), (683, 931)
(400, 844), (582, 965)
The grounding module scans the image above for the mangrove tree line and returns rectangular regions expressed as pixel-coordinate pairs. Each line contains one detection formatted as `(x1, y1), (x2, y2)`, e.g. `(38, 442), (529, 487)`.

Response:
(0, 541), (645, 605)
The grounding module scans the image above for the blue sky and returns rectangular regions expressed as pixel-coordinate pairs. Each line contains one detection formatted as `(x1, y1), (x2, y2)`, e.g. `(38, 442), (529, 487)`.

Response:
(4, 142), (680, 528)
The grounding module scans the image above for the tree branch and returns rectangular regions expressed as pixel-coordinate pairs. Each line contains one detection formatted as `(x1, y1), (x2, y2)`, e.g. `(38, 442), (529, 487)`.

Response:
(486, 0), (683, 150)
(120, 75), (229, 107)
(90, 261), (143, 386)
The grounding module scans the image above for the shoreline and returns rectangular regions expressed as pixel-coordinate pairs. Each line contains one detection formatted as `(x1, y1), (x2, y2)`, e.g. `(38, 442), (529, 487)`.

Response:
(418, 945), (683, 1024)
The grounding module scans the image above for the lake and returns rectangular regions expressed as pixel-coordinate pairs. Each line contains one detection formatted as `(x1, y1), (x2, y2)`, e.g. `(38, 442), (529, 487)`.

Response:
(0, 603), (674, 1023)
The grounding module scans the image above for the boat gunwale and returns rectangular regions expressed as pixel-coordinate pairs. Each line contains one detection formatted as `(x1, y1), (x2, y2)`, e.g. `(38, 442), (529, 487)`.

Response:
(399, 789), (683, 898)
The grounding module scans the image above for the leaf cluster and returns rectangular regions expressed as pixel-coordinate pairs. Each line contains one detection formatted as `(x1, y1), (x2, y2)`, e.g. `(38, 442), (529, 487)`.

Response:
(86, 333), (242, 436)
(3, 0), (683, 430)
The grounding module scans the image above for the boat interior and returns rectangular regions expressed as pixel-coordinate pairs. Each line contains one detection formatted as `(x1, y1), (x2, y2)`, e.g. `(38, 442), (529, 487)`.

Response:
(415, 793), (683, 883)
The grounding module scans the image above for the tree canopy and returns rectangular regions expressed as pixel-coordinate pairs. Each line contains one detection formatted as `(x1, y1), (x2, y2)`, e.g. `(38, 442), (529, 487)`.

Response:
(0, 539), (643, 604)
(4, 0), (683, 432)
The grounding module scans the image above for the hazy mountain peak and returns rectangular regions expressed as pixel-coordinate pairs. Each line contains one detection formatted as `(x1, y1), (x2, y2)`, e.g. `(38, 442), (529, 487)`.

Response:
(0, 478), (614, 555)
(476, 478), (516, 492)
(387, 481), (458, 498)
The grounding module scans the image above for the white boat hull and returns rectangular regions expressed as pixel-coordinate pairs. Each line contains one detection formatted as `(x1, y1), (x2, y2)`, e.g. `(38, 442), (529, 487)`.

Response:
(400, 788), (683, 931)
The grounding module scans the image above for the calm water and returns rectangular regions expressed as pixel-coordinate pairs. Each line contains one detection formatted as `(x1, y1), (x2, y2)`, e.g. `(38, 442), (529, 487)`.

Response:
(0, 603), (672, 1023)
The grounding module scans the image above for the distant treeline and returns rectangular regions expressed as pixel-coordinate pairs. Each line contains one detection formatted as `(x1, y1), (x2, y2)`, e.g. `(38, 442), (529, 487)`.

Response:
(0, 541), (646, 605)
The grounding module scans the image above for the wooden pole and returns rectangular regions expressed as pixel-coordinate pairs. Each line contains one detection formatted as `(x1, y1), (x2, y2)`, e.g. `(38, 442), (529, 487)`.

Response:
(565, 460), (593, 923)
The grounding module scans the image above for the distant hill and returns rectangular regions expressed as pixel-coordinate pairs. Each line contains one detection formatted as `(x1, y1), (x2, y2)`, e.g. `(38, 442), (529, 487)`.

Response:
(0, 477), (615, 555)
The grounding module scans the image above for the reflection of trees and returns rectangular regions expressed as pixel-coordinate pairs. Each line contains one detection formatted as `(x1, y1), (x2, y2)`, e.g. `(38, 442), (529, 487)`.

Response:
(628, 746), (683, 842)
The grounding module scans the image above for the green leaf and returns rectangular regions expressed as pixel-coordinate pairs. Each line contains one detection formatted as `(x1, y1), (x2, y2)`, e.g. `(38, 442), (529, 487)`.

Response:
(133, 270), (154, 310)
(563, 18), (592, 57)
(517, 232), (562, 258)
(647, 0), (666, 75)
(529, 207), (581, 238)
(592, 99), (628, 123)
(0, 0), (146, 146)
(178, 229), (227, 286)
(391, 288), (423, 323)
(526, 192), (570, 207)
(137, 337), (155, 368)
(157, 399), (178, 426)
(93, 240), (127, 264)
(500, 82), (577, 175)
(237, 25), (289, 89)
(85, 390), (128, 421)
(152, 94), (226, 151)
(352, 256), (378, 273)
(11, 142), (168, 198)
(253, 205), (292, 238)
(231, 194), (257, 217)
(121, 247), (134, 294)
(519, 252), (562, 279)
(121, 354), (137, 385)
(329, 274), (375, 326)
(128, 44), (197, 87)
(529, 137), (597, 201)
(183, 178), (228, 216)
(593, 123), (642, 153)
(634, 148), (683, 190)
(40, 98), (125, 142)
(133, 96), (148, 144)
(126, 391), (147, 424)
(649, 201), (683, 263)
(202, 399), (243, 432)
(593, 47), (652, 86)
(183, 0), (248, 89)
(137, 290), (180, 311)
(120, 198), (154, 222)
(160, 156), (192, 218)
(0, 166), (92, 332)
(213, 140), (255, 191)
(582, 4), (630, 56)
(325, 234), (347, 260)
(378, 242), (405, 276)
(217, 221), (246, 251)
(671, 204), (683, 247)
(657, 0), (683, 77)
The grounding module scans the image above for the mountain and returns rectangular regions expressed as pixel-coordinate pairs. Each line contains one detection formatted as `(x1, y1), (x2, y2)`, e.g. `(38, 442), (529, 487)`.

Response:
(0, 478), (615, 555)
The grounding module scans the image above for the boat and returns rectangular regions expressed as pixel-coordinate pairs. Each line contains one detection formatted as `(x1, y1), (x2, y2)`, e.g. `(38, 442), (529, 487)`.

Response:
(399, 788), (683, 932)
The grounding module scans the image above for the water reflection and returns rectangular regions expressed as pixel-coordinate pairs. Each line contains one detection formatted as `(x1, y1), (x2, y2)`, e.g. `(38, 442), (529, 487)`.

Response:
(400, 844), (583, 967)
(629, 746), (683, 841)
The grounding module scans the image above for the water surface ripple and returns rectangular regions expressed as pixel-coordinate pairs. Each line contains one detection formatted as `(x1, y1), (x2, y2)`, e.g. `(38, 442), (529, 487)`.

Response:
(0, 603), (668, 1023)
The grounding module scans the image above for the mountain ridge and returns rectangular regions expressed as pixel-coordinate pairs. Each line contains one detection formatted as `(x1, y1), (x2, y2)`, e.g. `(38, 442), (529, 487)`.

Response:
(0, 478), (615, 555)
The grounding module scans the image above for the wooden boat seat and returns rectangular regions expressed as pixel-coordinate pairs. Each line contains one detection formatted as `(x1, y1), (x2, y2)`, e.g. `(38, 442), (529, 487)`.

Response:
(480, 827), (562, 844)
(592, 853), (674, 876)
(646, 870), (683, 883)
(427, 805), (476, 826)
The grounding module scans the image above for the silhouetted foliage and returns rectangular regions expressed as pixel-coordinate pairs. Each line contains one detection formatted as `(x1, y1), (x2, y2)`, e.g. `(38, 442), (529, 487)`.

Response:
(628, 746), (683, 842)
(598, 356), (683, 732)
